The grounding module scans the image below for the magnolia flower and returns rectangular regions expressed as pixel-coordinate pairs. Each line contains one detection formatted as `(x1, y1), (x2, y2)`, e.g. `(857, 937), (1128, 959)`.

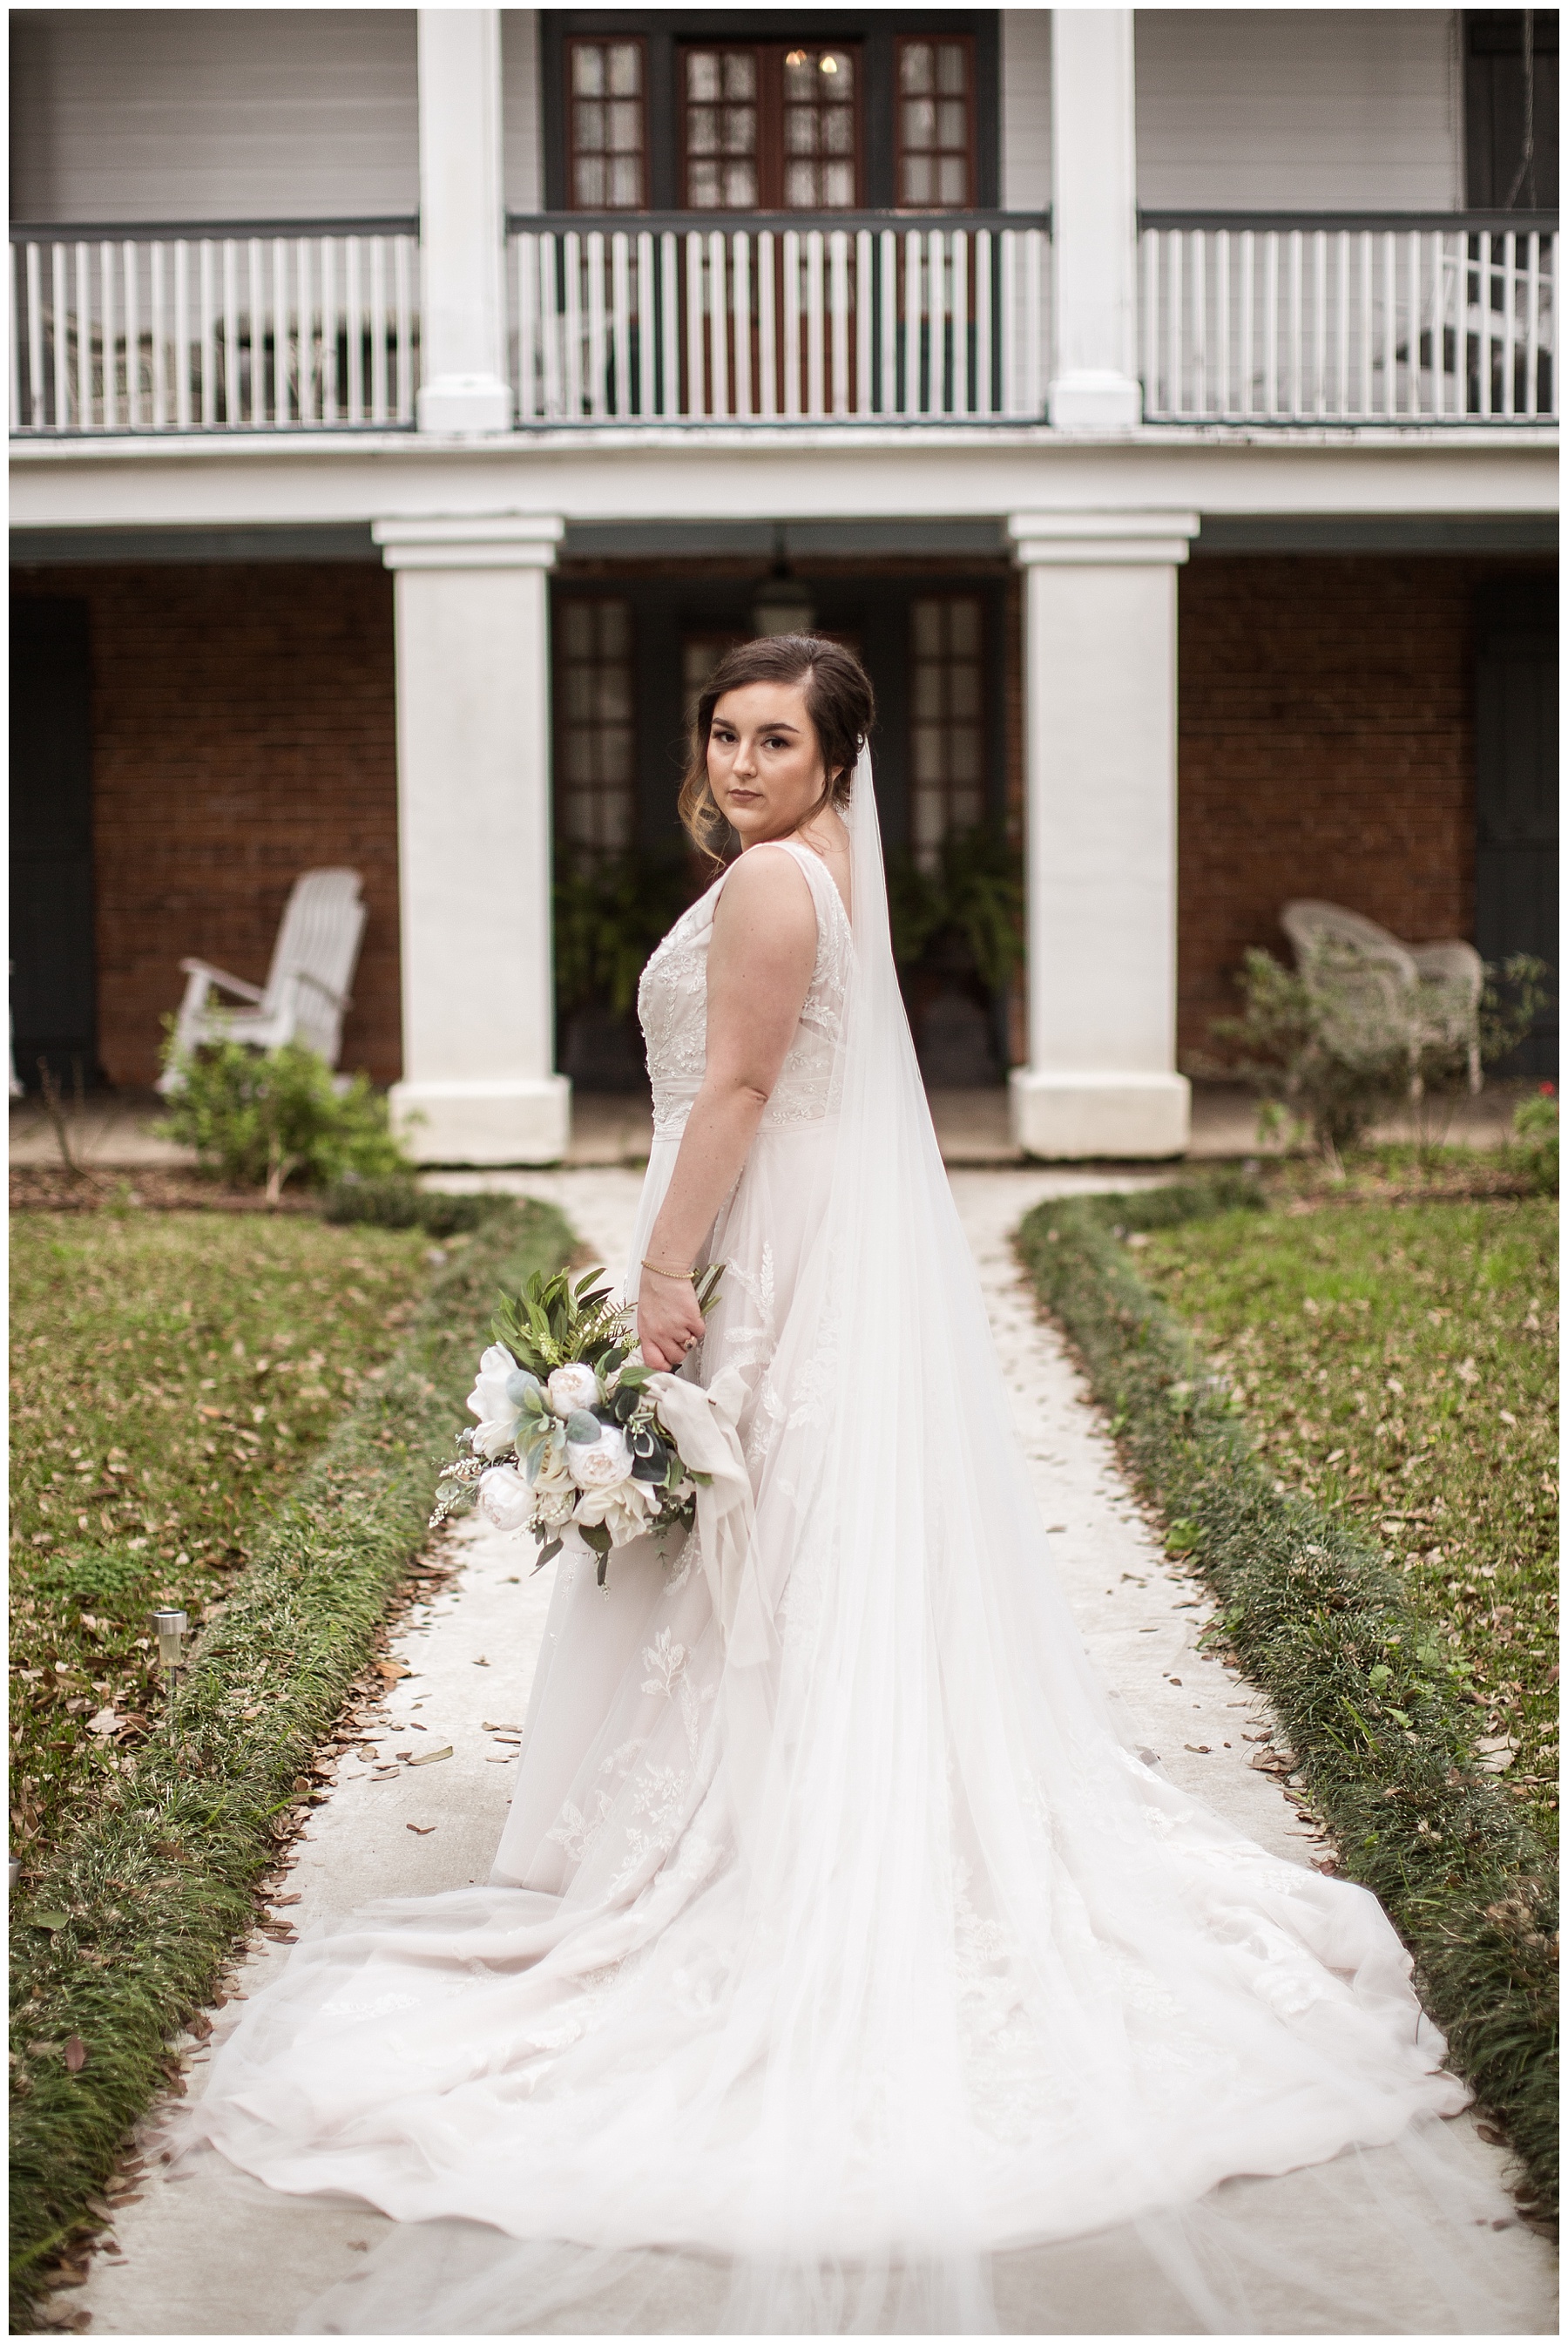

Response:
(576, 1471), (659, 1547)
(476, 1463), (535, 1534)
(547, 1362), (601, 1418)
(566, 1423), (633, 1490)
(468, 1344), (525, 1460)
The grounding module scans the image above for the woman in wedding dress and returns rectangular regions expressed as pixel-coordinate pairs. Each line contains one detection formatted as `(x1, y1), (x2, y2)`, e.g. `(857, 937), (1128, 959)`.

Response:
(192, 636), (1529, 2336)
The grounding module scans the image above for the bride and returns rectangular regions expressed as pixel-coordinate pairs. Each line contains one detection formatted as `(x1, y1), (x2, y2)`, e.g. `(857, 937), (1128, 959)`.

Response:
(192, 636), (1524, 2334)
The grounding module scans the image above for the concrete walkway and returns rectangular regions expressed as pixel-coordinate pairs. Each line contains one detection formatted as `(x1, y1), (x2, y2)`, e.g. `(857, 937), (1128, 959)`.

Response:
(57, 1170), (1555, 2336)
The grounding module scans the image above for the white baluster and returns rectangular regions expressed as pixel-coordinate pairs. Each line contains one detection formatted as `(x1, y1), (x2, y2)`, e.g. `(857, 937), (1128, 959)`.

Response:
(1167, 230), (1184, 418)
(9, 247), (23, 432)
(585, 228), (608, 420)
(1263, 234), (1279, 418)
(1502, 229), (1517, 418)
(1288, 228), (1302, 417)
(1140, 228), (1159, 416)
(952, 229), (969, 416)
(782, 229), (802, 420)
(25, 242), (44, 427)
(1192, 230), (1207, 417)
(539, 232), (562, 419)
(975, 227), (992, 417)
(855, 227), (873, 417)
(806, 230), (826, 419)
(564, 230), (585, 418)
(74, 240), (92, 430)
(1215, 229), (1230, 417)
(1549, 232), (1559, 421)
(707, 229), (728, 421)
(369, 237), (388, 423)
(904, 230), (923, 417)
(1312, 228), (1326, 417)
(659, 231), (679, 420)
(270, 238), (288, 427)
(1335, 230), (1350, 417)
(585, 230), (607, 420)
(684, 231), (703, 419)
(611, 231), (632, 420)
(1524, 229), (1541, 419)
(637, 229), (656, 419)
(515, 233), (537, 423)
(321, 237), (338, 423)
(223, 237), (240, 425)
(829, 228), (849, 418)
(1239, 230), (1254, 418)
(733, 232), (753, 422)
(1024, 226), (1044, 419)
(98, 240), (117, 430)
(395, 234), (413, 423)
(1380, 230), (1396, 418)
(998, 227), (1018, 418)
(296, 238), (314, 426)
(122, 240), (140, 430)
(879, 227), (897, 417)
(758, 230), (777, 420)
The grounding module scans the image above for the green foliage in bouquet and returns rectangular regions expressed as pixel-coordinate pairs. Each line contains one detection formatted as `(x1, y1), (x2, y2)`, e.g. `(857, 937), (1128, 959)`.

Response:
(491, 1265), (631, 1379)
(887, 825), (1024, 995)
(157, 1030), (409, 1202)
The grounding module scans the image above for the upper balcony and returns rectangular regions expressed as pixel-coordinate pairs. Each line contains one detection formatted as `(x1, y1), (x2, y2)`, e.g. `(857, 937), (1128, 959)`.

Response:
(7, 8), (1561, 447)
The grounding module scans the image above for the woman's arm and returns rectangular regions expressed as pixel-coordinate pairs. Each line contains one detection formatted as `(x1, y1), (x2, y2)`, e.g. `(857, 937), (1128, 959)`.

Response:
(637, 849), (818, 1371)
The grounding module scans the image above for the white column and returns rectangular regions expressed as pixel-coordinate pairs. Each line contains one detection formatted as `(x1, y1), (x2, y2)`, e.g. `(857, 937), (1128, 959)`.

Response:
(375, 517), (568, 1164)
(1007, 511), (1199, 1161)
(416, 9), (513, 433)
(1048, 10), (1141, 431)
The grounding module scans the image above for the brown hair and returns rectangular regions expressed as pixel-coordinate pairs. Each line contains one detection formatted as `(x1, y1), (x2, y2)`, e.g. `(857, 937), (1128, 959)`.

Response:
(679, 633), (875, 864)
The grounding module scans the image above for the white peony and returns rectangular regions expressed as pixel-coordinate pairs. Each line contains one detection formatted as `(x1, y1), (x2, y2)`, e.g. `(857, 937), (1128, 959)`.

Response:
(476, 1463), (535, 1534)
(566, 1424), (633, 1490)
(547, 1362), (602, 1417)
(575, 1472), (659, 1546)
(468, 1344), (524, 1460)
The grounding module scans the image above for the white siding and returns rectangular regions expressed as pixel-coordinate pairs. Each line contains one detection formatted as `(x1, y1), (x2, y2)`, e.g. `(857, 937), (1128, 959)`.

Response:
(1002, 10), (1052, 214)
(1134, 10), (1463, 211)
(502, 11), (543, 214)
(10, 9), (418, 225)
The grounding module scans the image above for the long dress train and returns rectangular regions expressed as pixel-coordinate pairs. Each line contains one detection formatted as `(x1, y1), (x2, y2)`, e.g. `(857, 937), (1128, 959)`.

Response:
(187, 774), (1535, 2334)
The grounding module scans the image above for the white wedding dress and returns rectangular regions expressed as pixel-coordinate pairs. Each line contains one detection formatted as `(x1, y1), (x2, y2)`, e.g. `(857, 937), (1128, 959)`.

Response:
(190, 764), (1529, 2335)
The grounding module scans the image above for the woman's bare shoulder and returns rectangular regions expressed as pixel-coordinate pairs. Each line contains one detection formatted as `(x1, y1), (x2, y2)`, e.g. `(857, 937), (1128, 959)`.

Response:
(714, 842), (818, 931)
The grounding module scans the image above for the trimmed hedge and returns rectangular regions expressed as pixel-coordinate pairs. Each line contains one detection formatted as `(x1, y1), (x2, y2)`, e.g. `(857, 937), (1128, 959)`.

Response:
(9, 1199), (576, 2328)
(1017, 1176), (1558, 2220)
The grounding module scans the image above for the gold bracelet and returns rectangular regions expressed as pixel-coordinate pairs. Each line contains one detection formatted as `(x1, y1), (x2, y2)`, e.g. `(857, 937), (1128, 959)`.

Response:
(640, 1257), (695, 1282)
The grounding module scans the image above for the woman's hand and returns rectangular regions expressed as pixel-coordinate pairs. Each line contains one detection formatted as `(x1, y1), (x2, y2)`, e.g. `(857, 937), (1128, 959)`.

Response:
(637, 1270), (706, 1373)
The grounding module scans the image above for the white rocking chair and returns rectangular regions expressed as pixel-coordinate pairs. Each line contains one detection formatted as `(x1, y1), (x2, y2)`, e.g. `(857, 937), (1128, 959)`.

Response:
(158, 868), (367, 1093)
(1281, 899), (1484, 1094)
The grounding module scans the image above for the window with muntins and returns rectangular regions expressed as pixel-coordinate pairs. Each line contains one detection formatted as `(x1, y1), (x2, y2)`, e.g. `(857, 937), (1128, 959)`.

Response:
(567, 37), (647, 209)
(909, 596), (984, 864)
(896, 36), (975, 208)
(680, 43), (862, 210)
(558, 600), (636, 854)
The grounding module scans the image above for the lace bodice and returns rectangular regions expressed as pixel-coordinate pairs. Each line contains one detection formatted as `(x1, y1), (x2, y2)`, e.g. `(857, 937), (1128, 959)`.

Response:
(638, 840), (852, 1139)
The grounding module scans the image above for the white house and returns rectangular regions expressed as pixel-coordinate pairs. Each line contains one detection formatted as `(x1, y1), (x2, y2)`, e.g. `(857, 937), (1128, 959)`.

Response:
(10, 8), (1558, 1161)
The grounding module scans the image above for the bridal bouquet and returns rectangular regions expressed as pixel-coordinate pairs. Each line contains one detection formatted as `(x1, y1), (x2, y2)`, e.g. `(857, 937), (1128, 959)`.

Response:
(429, 1263), (723, 1585)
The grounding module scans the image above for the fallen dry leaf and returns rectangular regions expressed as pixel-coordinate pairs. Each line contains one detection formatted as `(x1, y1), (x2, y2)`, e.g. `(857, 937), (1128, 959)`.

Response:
(406, 1824), (436, 1836)
(64, 2036), (87, 2073)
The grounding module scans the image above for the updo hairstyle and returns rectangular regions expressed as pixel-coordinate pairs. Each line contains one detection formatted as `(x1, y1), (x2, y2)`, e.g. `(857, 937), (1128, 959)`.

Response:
(678, 633), (875, 864)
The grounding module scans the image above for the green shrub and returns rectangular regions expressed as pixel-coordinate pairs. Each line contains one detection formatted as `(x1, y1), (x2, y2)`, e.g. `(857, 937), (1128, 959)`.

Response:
(1511, 1082), (1559, 1196)
(157, 1034), (409, 1202)
(554, 850), (697, 1018)
(321, 1176), (497, 1236)
(887, 824), (1024, 993)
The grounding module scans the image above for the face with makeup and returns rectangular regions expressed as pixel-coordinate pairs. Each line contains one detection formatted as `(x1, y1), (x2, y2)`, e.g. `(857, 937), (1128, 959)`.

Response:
(706, 681), (838, 848)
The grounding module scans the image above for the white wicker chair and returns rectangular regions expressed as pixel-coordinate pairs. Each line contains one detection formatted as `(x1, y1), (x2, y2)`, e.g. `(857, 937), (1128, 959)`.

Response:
(158, 868), (367, 1094)
(1281, 899), (1484, 1094)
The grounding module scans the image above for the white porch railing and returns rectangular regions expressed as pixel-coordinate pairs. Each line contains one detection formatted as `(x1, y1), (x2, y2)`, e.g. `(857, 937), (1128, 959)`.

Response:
(506, 213), (1051, 424)
(1139, 212), (1558, 423)
(9, 219), (421, 433)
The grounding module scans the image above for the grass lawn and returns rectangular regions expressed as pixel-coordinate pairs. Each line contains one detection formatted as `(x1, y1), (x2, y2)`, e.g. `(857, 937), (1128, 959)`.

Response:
(1136, 1191), (1558, 1842)
(10, 1211), (433, 1866)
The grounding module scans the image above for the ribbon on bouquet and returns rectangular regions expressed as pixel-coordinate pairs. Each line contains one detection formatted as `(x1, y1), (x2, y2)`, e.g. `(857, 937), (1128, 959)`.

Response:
(644, 1365), (771, 1666)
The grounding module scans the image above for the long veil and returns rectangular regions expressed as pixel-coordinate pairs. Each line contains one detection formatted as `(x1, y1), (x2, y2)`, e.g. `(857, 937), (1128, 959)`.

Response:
(188, 755), (1541, 2336)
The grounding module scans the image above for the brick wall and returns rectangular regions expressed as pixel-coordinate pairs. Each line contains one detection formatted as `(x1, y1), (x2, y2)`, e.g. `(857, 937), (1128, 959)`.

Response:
(1176, 553), (1551, 1066)
(11, 563), (401, 1088)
